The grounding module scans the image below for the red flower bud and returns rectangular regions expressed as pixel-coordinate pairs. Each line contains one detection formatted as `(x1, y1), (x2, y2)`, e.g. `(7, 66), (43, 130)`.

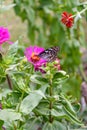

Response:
(61, 12), (74, 28)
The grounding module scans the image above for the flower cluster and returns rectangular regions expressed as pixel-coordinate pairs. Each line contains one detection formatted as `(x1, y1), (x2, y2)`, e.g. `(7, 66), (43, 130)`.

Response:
(24, 46), (60, 73)
(24, 46), (46, 64)
(0, 25), (61, 73)
(24, 46), (47, 73)
(61, 12), (74, 28)
(0, 26), (12, 45)
(13, 11), (74, 71)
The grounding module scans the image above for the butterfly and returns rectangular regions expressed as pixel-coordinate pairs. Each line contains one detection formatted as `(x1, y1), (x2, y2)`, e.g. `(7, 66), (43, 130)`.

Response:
(38, 46), (60, 62)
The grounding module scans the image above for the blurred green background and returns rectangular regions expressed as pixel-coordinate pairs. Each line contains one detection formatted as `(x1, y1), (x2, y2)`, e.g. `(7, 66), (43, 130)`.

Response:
(0, 0), (87, 127)
(0, 0), (87, 101)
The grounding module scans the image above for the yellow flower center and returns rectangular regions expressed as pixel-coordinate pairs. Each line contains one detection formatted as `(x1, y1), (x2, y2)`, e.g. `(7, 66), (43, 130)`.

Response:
(31, 52), (40, 62)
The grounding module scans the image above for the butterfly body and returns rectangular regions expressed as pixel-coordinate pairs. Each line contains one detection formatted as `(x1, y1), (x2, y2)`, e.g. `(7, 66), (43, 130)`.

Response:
(38, 46), (60, 62)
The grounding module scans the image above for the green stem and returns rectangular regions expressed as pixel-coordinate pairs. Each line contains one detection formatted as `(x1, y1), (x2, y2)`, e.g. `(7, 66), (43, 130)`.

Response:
(66, 28), (71, 40)
(70, 7), (87, 18)
(6, 74), (12, 90)
(17, 91), (24, 112)
(16, 91), (24, 129)
(79, 7), (87, 14)
(49, 79), (53, 123)
(12, 121), (17, 130)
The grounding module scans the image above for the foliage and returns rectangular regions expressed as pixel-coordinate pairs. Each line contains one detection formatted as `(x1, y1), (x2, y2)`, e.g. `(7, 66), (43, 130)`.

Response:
(13, 0), (87, 99)
(0, 0), (87, 129)
(0, 0), (15, 13)
(0, 41), (85, 129)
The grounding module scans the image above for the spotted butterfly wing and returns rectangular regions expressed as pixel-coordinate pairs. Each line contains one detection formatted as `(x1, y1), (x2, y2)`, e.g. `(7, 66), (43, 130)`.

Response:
(38, 46), (60, 62)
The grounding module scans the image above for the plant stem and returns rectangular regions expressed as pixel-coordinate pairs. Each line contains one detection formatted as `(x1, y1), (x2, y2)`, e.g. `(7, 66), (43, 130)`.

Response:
(17, 91), (24, 112)
(79, 7), (87, 15)
(16, 91), (24, 129)
(6, 74), (12, 90)
(49, 79), (53, 123)
(70, 7), (87, 18)
(12, 121), (17, 130)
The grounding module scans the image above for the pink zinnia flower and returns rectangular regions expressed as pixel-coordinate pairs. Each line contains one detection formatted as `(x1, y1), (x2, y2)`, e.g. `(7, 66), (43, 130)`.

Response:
(0, 26), (12, 45)
(61, 12), (74, 28)
(24, 46), (46, 72)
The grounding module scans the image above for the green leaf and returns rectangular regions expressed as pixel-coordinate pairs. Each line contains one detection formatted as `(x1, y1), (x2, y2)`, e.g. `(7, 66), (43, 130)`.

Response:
(0, 109), (22, 122)
(22, 117), (42, 130)
(39, 0), (53, 6)
(8, 40), (18, 56)
(42, 120), (66, 130)
(35, 105), (66, 118)
(20, 92), (41, 114)
(35, 101), (66, 118)
(26, 7), (35, 25)
(54, 70), (68, 78)
(0, 4), (16, 13)
(0, 77), (6, 84)
(0, 120), (4, 129)
(30, 74), (47, 85)
(63, 106), (83, 126)
(53, 71), (69, 85)
(52, 120), (67, 130)
(35, 101), (50, 116)
(12, 76), (30, 93)
(20, 89), (46, 114)
(73, 104), (81, 112)
(28, 24), (35, 43)
(51, 108), (66, 118)
(2, 91), (22, 108)
(42, 122), (53, 130)
(0, 66), (5, 78)
(60, 94), (76, 116)
(0, 88), (11, 100)
(3, 41), (19, 65)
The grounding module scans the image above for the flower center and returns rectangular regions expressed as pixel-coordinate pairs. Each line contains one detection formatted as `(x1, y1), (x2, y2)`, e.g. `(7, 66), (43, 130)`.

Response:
(31, 52), (40, 63)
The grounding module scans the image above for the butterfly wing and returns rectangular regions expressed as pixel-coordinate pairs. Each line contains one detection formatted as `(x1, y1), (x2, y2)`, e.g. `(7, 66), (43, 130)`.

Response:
(38, 47), (60, 62)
